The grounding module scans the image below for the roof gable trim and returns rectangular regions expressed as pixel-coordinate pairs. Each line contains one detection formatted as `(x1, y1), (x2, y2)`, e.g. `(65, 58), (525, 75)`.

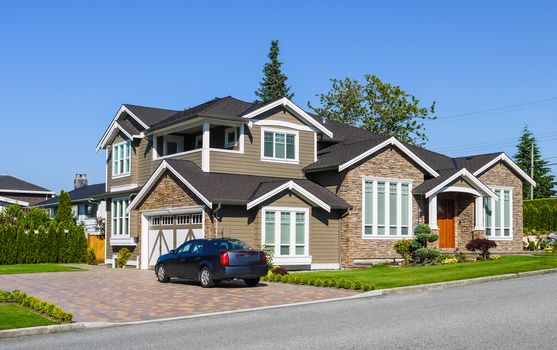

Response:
(127, 161), (212, 213)
(246, 180), (331, 212)
(0, 196), (29, 206)
(472, 153), (536, 187)
(425, 169), (498, 199)
(242, 98), (333, 138)
(96, 105), (146, 151)
(338, 137), (440, 177)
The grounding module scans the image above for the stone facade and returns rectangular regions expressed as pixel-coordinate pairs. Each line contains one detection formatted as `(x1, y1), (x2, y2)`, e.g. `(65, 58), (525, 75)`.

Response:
(334, 146), (428, 267)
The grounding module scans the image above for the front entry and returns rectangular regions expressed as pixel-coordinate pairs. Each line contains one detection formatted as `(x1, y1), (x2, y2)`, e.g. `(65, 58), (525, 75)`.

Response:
(437, 198), (455, 248)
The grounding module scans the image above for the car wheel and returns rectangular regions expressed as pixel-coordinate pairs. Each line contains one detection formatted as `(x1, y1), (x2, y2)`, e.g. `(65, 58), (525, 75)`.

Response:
(199, 267), (214, 288)
(244, 277), (260, 287)
(156, 264), (170, 283)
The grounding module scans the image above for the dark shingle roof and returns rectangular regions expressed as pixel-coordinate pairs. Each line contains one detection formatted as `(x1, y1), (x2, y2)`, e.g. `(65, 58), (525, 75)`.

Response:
(117, 119), (141, 136)
(412, 169), (461, 194)
(35, 183), (106, 207)
(165, 160), (350, 209)
(0, 175), (53, 193)
(452, 153), (502, 173)
(123, 104), (180, 127)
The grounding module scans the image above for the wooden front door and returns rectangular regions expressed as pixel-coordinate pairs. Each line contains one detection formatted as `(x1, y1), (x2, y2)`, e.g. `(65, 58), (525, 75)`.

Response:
(437, 199), (455, 248)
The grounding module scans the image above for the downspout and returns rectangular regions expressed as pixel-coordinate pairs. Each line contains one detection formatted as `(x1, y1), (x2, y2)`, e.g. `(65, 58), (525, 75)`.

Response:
(213, 203), (222, 238)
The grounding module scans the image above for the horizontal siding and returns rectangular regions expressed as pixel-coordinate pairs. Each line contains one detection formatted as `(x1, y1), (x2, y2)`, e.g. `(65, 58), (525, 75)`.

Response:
(218, 206), (256, 244)
(310, 209), (340, 263)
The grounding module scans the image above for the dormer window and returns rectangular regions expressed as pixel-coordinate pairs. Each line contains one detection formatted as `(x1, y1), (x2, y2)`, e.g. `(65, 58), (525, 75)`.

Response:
(163, 135), (183, 156)
(113, 141), (131, 177)
(262, 128), (298, 163)
(224, 127), (238, 148)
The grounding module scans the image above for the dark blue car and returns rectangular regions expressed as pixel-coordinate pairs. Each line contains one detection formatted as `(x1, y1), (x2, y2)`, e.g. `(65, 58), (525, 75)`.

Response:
(155, 239), (268, 288)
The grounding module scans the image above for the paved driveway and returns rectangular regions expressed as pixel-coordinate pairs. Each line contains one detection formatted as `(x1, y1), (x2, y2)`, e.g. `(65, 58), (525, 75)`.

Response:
(0, 265), (357, 323)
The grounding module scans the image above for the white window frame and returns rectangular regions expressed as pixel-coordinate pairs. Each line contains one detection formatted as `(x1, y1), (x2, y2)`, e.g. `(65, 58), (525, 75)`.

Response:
(111, 197), (130, 238)
(260, 127), (299, 164)
(176, 215), (190, 225)
(112, 141), (131, 178)
(148, 216), (161, 226)
(484, 186), (513, 240)
(261, 207), (310, 263)
(161, 216), (174, 226)
(191, 213), (202, 224)
(361, 177), (413, 239)
(162, 135), (184, 156)
(224, 127), (238, 148)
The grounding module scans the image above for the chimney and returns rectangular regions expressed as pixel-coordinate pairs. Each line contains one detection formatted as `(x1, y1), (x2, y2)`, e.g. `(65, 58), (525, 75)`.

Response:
(74, 174), (88, 189)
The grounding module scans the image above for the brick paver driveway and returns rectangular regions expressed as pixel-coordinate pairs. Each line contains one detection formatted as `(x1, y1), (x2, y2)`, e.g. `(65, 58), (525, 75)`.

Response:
(0, 265), (357, 323)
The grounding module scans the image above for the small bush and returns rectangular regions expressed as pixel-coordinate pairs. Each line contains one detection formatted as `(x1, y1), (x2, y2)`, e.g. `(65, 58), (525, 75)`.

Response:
(438, 256), (459, 264)
(116, 248), (131, 268)
(85, 248), (97, 265)
(393, 240), (412, 265)
(271, 266), (288, 275)
(490, 255), (501, 260)
(414, 247), (440, 264)
(455, 252), (467, 263)
(466, 238), (497, 260)
(527, 241), (536, 251)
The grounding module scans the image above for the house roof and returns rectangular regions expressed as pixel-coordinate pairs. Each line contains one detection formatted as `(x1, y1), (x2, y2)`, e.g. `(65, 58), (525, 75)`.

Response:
(412, 168), (498, 199)
(452, 153), (502, 173)
(122, 104), (180, 127)
(34, 183), (106, 207)
(0, 175), (53, 194)
(128, 160), (350, 212)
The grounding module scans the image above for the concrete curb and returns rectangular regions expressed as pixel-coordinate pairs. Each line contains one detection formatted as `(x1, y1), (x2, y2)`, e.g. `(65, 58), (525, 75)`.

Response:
(2, 267), (556, 339)
(0, 322), (113, 340)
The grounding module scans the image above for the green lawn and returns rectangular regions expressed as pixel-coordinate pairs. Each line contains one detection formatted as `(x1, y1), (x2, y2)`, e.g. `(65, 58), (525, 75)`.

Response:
(295, 254), (557, 289)
(0, 304), (58, 330)
(0, 264), (84, 275)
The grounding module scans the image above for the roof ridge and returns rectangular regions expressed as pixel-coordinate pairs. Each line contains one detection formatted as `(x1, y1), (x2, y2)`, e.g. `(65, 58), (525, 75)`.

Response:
(123, 103), (180, 112)
(452, 151), (503, 160)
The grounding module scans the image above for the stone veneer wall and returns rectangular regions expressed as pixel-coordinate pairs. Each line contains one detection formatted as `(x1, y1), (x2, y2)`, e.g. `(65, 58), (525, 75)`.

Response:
(336, 146), (428, 268)
(477, 161), (524, 251)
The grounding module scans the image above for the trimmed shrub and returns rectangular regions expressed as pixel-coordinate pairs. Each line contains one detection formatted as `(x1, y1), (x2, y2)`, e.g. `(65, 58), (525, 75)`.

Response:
(2, 289), (72, 322)
(85, 248), (97, 265)
(393, 240), (412, 265)
(116, 248), (131, 268)
(466, 238), (497, 260)
(524, 198), (557, 232)
(271, 266), (289, 275)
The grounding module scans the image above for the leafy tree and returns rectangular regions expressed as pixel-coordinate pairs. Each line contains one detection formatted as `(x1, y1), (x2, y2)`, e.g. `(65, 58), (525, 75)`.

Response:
(309, 74), (436, 146)
(54, 191), (74, 226)
(255, 40), (294, 102)
(514, 126), (556, 198)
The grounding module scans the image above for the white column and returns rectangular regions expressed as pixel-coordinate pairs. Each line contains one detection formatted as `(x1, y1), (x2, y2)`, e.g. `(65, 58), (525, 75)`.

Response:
(428, 195), (438, 230)
(474, 196), (485, 230)
(239, 124), (245, 153)
(202, 122), (210, 172)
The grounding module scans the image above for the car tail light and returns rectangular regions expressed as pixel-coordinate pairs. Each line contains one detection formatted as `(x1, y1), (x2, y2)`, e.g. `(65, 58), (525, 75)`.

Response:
(220, 252), (229, 267)
(262, 252), (267, 265)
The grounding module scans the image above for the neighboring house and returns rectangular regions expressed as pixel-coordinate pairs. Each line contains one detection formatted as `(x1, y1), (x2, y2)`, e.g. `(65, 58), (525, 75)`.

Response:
(35, 175), (106, 235)
(0, 175), (54, 209)
(95, 96), (535, 269)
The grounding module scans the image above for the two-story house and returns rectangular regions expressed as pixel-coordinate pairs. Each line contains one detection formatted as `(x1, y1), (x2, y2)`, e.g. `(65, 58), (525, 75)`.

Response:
(96, 96), (535, 269)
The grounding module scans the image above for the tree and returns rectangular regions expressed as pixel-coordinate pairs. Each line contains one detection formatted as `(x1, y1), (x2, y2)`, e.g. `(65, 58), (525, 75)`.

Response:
(514, 126), (556, 199)
(255, 40), (294, 102)
(54, 191), (74, 225)
(309, 74), (436, 146)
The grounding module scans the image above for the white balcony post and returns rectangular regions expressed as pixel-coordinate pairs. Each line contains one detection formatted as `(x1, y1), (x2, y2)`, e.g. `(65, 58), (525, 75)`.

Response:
(202, 122), (210, 172)
(474, 196), (485, 230)
(428, 195), (438, 230)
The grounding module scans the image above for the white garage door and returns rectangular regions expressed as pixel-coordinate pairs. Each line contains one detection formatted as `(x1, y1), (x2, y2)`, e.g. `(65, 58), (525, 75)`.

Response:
(147, 213), (204, 268)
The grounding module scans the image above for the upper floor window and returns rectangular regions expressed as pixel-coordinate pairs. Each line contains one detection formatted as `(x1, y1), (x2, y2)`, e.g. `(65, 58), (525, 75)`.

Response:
(113, 141), (131, 177)
(262, 129), (297, 162)
(224, 127), (238, 148)
(484, 188), (512, 239)
(363, 178), (412, 238)
(163, 135), (183, 156)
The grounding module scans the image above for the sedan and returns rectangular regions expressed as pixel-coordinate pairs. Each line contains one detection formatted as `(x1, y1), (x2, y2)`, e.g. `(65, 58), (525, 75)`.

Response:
(155, 239), (268, 288)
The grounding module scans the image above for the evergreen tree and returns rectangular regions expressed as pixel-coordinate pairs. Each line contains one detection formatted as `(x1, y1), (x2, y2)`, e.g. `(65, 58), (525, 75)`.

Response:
(54, 191), (74, 226)
(514, 126), (556, 198)
(255, 40), (294, 102)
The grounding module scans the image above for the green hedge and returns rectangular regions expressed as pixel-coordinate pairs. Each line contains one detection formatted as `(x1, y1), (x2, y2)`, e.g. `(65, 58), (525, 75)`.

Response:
(0, 223), (87, 265)
(0, 289), (73, 322)
(262, 273), (375, 291)
(524, 198), (557, 232)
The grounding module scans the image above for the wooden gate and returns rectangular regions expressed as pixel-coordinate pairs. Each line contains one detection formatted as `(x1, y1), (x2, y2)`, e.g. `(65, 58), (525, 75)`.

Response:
(87, 235), (105, 263)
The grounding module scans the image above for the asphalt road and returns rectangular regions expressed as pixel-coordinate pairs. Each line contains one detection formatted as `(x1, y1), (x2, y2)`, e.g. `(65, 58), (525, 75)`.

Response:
(3, 273), (557, 350)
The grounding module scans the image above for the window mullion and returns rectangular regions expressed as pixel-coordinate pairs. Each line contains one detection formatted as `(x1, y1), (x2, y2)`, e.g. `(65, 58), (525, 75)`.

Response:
(372, 181), (378, 235)
(385, 181), (390, 234)
(274, 211), (280, 256)
(290, 212), (296, 256)
(397, 182), (402, 236)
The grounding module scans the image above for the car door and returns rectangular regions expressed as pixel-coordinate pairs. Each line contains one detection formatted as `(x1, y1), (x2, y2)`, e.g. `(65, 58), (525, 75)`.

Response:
(185, 241), (207, 279)
(167, 241), (194, 278)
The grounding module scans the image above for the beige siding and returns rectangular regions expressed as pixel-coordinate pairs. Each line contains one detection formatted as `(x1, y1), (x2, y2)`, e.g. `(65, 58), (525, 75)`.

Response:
(310, 208), (340, 264)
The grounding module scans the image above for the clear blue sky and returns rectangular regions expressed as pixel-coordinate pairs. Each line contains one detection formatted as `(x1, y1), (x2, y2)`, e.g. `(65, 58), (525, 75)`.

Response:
(1, 0), (556, 193)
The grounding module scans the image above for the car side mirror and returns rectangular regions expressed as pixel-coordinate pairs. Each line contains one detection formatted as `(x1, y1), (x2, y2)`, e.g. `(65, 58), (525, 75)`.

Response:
(170, 249), (176, 255)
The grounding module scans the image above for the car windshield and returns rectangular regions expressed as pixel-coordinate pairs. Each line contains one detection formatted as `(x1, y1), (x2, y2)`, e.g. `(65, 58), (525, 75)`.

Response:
(212, 240), (254, 251)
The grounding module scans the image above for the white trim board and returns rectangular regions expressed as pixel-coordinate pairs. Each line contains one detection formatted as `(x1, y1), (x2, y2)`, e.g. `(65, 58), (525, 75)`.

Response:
(96, 105), (147, 151)
(0, 196), (29, 206)
(0, 189), (54, 195)
(127, 161), (212, 213)
(246, 180), (331, 212)
(241, 97), (333, 138)
(425, 169), (498, 199)
(473, 153), (536, 187)
(338, 137), (440, 177)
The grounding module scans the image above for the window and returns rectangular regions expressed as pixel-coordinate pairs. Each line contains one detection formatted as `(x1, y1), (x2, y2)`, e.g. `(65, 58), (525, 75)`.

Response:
(112, 141), (131, 176)
(176, 241), (194, 254)
(176, 215), (189, 225)
(111, 198), (130, 237)
(191, 213), (202, 224)
(484, 188), (512, 239)
(163, 135), (183, 156)
(363, 179), (412, 237)
(195, 135), (203, 149)
(224, 127), (238, 148)
(262, 129), (297, 161)
(149, 217), (160, 226)
(161, 216), (174, 226)
(262, 208), (308, 257)
(78, 203), (97, 218)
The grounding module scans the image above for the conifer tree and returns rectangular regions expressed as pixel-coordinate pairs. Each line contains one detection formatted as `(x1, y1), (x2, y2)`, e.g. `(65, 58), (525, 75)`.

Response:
(255, 40), (294, 102)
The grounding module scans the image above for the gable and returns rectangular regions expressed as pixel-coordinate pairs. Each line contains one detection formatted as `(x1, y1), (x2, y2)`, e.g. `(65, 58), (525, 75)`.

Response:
(137, 171), (204, 211)
(253, 106), (311, 129)
(477, 161), (524, 190)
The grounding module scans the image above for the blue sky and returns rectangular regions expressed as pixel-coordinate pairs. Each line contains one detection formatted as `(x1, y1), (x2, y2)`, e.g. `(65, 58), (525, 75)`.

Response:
(1, 0), (556, 192)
